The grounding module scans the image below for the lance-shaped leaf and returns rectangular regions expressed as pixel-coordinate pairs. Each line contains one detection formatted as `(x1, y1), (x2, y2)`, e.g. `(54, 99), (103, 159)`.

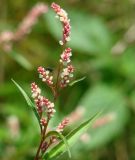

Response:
(43, 112), (100, 160)
(11, 79), (41, 127)
(69, 77), (86, 87)
(45, 131), (71, 158)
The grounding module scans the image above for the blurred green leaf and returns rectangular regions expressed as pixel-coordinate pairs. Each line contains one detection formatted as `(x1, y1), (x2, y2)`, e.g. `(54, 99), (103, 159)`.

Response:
(119, 47), (135, 79)
(0, 82), (17, 96)
(74, 84), (130, 150)
(129, 91), (135, 111)
(69, 77), (86, 87)
(44, 113), (99, 160)
(8, 50), (32, 70)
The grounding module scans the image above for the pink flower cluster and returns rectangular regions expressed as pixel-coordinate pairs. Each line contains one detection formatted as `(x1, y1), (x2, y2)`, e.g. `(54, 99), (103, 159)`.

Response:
(51, 3), (71, 45)
(59, 50), (74, 87)
(31, 82), (55, 125)
(0, 31), (14, 52)
(28, 3), (74, 157)
(56, 118), (69, 133)
(49, 118), (69, 143)
(14, 3), (48, 41)
(40, 118), (47, 126)
(38, 66), (53, 86)
(51, 2), (74, 88)
(60, 65), (74, 88)
(0, 31), (14, 43)
(31, 82), (41, 99)
(60, 48), (72, 65)
(0, 3), (48, 52)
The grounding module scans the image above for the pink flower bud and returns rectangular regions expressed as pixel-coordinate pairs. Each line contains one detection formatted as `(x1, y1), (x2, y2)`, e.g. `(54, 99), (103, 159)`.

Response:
(60, 65), (74, 88)
(56, 118), (69, 133)
(60, 48), (72, 65)
(40, 118), (47, 126)
(38, 66), (53, 86)
(14, 3), (48, 40)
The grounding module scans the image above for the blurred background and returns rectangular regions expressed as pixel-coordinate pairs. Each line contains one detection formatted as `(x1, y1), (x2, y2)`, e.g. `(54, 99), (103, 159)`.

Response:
(0, 0), (135, 160)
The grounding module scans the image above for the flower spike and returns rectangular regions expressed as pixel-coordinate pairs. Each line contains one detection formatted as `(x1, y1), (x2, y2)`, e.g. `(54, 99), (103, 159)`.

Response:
(51, 2), (71, 45)
(56, 118), (69, 133)
(60, 65), (74, 88)
(30, 3), (74, 159)
(60, 48), (72, 66)
(38, 66), (53, 86)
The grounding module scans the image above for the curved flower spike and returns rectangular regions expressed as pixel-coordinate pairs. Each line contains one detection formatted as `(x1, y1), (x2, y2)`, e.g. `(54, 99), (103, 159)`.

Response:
(51, 2), (71, 45)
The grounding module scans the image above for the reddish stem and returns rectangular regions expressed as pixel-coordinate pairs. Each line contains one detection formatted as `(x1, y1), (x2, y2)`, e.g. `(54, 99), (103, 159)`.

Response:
(34, 119), (49, 160)
(54, 63), (61, 100)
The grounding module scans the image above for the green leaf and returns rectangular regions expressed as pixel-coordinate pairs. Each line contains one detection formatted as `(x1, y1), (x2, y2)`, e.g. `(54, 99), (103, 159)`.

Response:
(69, 77), (86, 86)
(45, 131), (71, 158)
(8, 50), (32, 70)
(43, 112), (100, 160)
(118, 47), (135, 80)
(11, 79), (41, 127)
(73, 84), (130, 151)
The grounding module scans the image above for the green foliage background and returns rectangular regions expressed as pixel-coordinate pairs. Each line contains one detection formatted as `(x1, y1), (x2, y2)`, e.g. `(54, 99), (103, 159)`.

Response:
(0, 0), (135, 159)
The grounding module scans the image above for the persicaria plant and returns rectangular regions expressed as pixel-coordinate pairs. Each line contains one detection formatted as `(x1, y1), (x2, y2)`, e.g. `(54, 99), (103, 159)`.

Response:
(12, 2), (98, 160)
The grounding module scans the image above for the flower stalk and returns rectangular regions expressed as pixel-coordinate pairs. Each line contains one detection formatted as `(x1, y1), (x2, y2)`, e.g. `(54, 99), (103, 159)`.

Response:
(32, 2), (74, 159)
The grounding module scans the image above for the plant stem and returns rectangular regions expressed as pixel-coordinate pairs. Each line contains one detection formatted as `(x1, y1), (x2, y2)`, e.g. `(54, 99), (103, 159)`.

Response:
(35, 38), (68, 159)
(54, 63), (61, 100)
(41, 139), (53, 158)
(34, 119), (49, 160)
(34, 136), (44, 160)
